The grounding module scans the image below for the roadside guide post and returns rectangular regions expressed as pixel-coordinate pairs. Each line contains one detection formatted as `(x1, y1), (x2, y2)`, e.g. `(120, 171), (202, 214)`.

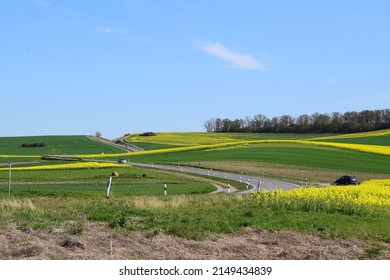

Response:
(257, 181), (262, 192)
(106, 176), (112, 198)
(164, 184), (167, 196)
(8, 161), (12, 196)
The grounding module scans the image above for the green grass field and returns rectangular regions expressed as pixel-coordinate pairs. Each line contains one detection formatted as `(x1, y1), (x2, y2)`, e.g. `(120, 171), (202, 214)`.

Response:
(125, 143), (390, 174)
(0, 135), (124, 163)
(0, 167), (215, 198)
(1, 194), (389, 243)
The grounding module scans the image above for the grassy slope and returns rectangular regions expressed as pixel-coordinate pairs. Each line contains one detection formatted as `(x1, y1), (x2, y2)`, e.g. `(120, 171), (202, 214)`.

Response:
(0, 135), (124, 155)
(0, 167), (214, 198)
(127, 143), (389, 174)
(1, 195), (389, 243)
(0, 135), (125, 163)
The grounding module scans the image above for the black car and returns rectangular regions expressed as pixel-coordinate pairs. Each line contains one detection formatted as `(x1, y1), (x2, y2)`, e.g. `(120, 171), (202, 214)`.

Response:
(333, 175), (359, 185)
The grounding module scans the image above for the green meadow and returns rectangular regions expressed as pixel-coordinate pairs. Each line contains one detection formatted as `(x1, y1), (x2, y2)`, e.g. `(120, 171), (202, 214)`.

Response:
(0, 135), (123, 163)
(125, 143), (390, 174)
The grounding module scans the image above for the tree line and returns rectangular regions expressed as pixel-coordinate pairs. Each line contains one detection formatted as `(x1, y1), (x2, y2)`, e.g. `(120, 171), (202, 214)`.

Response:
(204, 109), (390, 133)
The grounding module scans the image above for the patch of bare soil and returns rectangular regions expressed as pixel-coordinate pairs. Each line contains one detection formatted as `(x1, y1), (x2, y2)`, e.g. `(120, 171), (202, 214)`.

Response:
(1, 223), (388, 260)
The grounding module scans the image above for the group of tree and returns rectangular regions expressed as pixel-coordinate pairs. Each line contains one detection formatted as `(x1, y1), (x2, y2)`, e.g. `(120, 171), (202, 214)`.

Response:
(204, 109), (390, 134)
(20, 142), (46, 147)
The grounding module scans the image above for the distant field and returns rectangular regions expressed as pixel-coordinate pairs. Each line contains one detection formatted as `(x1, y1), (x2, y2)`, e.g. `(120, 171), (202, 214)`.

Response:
(125, 143), (390, 174)
(1, 131), (389, 178)
(310, 129), (390, 146)
(0, 135), (123, 158)
(125, 132), (330, 148)
(316, 136), (390, 146)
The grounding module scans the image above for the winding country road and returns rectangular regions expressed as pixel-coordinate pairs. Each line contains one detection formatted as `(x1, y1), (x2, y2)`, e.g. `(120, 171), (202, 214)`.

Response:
(88, 135), (300, 193)
(87, 135), (144, 152)
(130, 162), (300, 193)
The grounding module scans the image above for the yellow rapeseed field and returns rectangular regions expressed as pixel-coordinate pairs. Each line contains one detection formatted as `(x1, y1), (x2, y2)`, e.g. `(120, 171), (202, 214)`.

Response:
(0, 155), (41, 158)
(252, 179), (390, 216)
(76, 139), (390, 158)
(0, 161), (129, 171)
(308, 129), (390, 140)
(127, 132), (244, 146)
(294, 140), (390, 156)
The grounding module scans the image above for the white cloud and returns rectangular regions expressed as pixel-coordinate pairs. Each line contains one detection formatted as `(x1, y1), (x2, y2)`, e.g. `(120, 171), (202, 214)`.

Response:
(95, 26), (114, 34)
(198, 41), (266, 70)
(94, 26), (134, 38)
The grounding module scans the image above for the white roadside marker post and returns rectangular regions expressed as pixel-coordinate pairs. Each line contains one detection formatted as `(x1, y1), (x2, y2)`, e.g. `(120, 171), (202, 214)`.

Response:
(164, 184), (167, 196)
(8, 161), (12, 196)
(106, 176), (112, 198)
(257, 181), (262, 192)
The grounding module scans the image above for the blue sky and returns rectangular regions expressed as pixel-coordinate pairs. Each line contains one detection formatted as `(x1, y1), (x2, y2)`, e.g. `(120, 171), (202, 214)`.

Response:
(1, 0), (389, 138)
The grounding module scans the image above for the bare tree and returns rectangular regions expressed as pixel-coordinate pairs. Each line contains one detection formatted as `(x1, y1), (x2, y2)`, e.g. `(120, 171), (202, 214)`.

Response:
(204, 119), (215, 132)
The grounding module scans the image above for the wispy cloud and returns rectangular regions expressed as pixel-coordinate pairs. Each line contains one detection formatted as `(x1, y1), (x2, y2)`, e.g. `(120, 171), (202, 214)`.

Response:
(95, 26), (114, 34)
(198, 41), (266, 70)
(94, 26), (134, 38)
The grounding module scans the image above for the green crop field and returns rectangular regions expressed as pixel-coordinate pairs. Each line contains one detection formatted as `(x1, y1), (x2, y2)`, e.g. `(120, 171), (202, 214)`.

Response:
(124, 143), (390, 174)
(0, 135), (124, 163)
(0, 169), (214, 198)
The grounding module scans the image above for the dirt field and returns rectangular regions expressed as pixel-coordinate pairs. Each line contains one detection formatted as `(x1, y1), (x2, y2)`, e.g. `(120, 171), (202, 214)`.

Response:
(1, 223), (388, 260)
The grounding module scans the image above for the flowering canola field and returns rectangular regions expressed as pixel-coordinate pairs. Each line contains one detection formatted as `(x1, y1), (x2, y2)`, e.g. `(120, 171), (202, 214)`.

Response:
(76, 139), (390, 159)
(252, 179), (390, 217)
(0, 162), (128, 171)
(308, 128), (390, 140)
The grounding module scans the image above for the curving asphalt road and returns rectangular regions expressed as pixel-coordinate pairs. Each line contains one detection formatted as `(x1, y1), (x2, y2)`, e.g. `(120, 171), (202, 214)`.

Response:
(130, 162), (300, 194)
(87, 136), (300, 193)
(87, 135), (144, 152)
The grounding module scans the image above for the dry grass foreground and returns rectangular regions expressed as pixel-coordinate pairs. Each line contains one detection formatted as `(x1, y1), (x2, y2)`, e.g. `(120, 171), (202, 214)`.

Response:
(1, 222), (388, 260)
